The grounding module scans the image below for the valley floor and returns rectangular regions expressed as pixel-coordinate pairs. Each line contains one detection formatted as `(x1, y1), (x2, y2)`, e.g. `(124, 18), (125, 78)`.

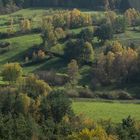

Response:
(73, 99), (140, 123)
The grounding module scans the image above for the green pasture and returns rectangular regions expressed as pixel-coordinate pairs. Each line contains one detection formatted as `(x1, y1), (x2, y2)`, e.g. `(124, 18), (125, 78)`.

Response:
(73, 100), (140, 123)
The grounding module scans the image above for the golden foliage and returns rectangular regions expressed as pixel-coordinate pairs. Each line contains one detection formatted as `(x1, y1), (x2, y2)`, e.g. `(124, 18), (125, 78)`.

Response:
(68, 127), (112, 140)
(124, 8), (140, 25)
(20, 18), (31, 32)
(1, 63), (23, 83)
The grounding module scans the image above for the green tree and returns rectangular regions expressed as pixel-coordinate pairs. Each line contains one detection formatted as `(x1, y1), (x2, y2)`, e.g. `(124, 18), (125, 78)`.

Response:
(81, 42), (94, 63)
(113, 16), (127, 33)
(54, 27), (66, 40)
(14, 94), (31, 115)
(95, 23), (113, 41)
(41, 18), (57, 49)
(64, 39), (84, 61)
(40, 90), (72, 123)
(20, 18), (31, 32)
(0, 114), (38, 140)
(52, 14), (66, 28)
(18, 74), (52, 99)
(117, 116), (140, 140)
(67, 59), (80, 85)
(79, 28), (94, 42)
(1, 63), (23, 83)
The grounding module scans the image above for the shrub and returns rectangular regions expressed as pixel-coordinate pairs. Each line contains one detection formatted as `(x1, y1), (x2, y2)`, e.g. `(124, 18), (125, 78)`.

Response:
(37, 71), (69, 86)
(97, 92), (118, 100)
(117, 90), (133, 100)
(0, 32), (9, 39)
(0, 42), (10, 49)
(66, 89), (79, 98)
(78, 87), (94, 98)
(97, 90), (132, 100)
(117, 116), (140, 140)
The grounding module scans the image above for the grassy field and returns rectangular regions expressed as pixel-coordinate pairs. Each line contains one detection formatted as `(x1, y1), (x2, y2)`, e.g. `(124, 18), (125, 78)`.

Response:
(73, 100), (140, 123)
(0, 34), (42, 71)
(0, 8), (55, 33)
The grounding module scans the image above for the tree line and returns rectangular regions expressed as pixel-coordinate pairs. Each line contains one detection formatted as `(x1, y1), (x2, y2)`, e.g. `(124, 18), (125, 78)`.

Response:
(0, 0), (131, 12)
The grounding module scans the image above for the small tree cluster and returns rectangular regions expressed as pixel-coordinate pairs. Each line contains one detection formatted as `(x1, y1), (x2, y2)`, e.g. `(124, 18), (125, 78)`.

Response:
(18, 74), (52, 99)
(124, 8), (140, 26)
(67, 59), (80, 85)
(1, 63), (22, 83)
(64, 39), (94, 63)
(20, 18), (31, 32)
(94, 41), (138, 85)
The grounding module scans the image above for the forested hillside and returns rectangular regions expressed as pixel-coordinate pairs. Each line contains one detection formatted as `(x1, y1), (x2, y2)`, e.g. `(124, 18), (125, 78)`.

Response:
(0, 0), (140, 139)
(0, 0), (132, 13)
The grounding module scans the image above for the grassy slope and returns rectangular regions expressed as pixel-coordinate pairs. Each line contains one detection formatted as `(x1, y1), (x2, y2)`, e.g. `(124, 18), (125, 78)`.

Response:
(73, 101), (140, 123)
(115, 30), (140, 47)
(0, 34), (42, 72)
(0, 8), (51, 32)
(0, 8), (140, 83)
(0, 8), (50, 19)
(0, 8), (140, 71)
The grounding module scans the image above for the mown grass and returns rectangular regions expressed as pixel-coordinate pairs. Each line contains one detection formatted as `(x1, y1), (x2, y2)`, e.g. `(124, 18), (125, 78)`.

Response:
(73, 100), (140, 123)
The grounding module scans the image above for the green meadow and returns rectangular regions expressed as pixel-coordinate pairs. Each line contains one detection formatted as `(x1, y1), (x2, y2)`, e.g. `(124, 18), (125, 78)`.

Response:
(73, 100), (140, 123)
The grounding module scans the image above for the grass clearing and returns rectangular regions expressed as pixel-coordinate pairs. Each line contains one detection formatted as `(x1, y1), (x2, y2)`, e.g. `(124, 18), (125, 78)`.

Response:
(73, 100), (140, 123)
(115, 30), (140, 47)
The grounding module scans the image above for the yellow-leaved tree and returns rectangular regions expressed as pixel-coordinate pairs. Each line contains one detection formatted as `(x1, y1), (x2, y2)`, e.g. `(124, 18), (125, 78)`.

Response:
(67, 126), (118, 140)
(18, 74), (52, 99)
(1, 63), (23, 83)
(20, 18), (31, 32)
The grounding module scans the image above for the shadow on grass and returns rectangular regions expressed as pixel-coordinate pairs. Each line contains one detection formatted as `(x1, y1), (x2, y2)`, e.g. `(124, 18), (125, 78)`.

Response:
(34, 57), (68, 73)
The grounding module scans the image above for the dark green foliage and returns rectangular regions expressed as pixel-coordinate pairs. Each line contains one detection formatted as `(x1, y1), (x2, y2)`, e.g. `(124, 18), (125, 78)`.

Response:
(0, 114), (38, 140)
(95, 23), (113, 41)
(1, 93), (14, 115)
(117, 116), (140, 140)
(113, 16), (127, 33)
(0, 88), (73, 139)
(64, 39), (84, 61)
(64, 39), (94, 64)
(79, 28), (94, 42)
(40, 90), (73, 123)
(81, 42), (94, 63)
(0, 0), (132, 13)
